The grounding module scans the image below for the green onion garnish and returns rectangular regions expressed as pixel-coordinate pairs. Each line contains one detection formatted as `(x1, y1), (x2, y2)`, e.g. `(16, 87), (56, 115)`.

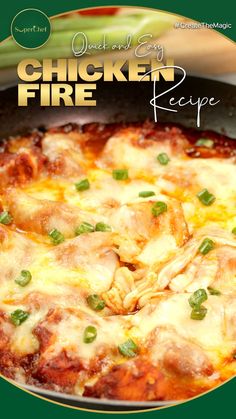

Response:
(139, 191), (155, 198)
(199, 238), (215, 255)
(10, 309), (29, 326)
(195, 138), (214, 148)
(151, 201), (167, 217)
(157, 153), (170, 165)
(75, 178), (90, 191)
(232, 227), (236, 235)
(83, 325), (97, 344)
(75, 222), (94, 236)
(189, 289), (208, 320)
(87, 294), (106, 311)
(197, 189), (216, 206)
(118, 339), (138, 358)
(189, 289), (208, 309)
(48, 229), (65, 245)
(112, 169), (128, 181)
(190, 306), (207, 320)
(207, 287), (221, 296)
(15, 270), (32, 287)
(95, 222), (112, 232)
(0, 211), (12, 225)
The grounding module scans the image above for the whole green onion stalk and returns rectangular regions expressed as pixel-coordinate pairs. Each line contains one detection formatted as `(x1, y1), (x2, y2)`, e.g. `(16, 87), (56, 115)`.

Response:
(0, 12), (176, 68)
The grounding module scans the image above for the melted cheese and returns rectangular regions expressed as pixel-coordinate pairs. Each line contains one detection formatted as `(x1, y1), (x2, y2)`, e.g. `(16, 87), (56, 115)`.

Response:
(0, 127), (235, 399)
(137, 234), (177, 265)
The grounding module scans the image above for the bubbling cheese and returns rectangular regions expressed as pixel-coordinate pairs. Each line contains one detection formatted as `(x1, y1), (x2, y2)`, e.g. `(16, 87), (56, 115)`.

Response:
(0, 123), (235, 400)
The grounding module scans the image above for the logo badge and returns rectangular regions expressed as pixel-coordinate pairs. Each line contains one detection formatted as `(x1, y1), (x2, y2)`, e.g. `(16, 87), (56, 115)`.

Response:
(11, 8), (51, 49)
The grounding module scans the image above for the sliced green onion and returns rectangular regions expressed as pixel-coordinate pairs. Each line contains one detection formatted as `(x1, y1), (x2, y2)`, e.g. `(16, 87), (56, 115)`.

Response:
(48, 229), (65, 245)
(195, 138), (214, 148)
(15, 270), (32, 287)
(197, 189), (216, 206)
(207, 286), (221, 296)
(157, 153), (170, 165)
(189, 289), (208, 320)
(0, 211), (12, 225)
(75, 222), (94, 236)
(10, 309), (29, 326)
(151, 201), (167, 217)
(118, 339), (138, 358)
(83, 325), (97, 344)
(87, 294), (106, 311)
(95, 222), (112, 232)
(75, 178), (90, 191)
(199, 238), (215, 255)
(189, 289), (208, 309)
(232, 227), (236, 235)
(112, 169), (128, 181)
(139, 191), (155, 198)
(191, 306), (207, 320)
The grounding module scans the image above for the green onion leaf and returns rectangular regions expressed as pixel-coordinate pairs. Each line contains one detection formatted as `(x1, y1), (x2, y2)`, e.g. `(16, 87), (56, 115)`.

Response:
(15, 270), (32, 287)
(95, 222), (112, 232)
(118, 338), (138, 358)
(139, 191), (155, 198)
(87, 294), (106, 311)
(75, 222), (94, 236)
(151, 201), (167, 217)
(83, 325), (97, 344)
(0, 211), (12, 225)
(197, 189), (216, 206)
(195, 138), (214, 148)
(189, 289), (208, 309)
(232, 227), (236, 235)
(157, 153), (170, 165)
(75, 178), (90, 191)
(10, 309), (29, 326)
(199, 238), (215, 255)
(207, 286), (221, 296)
(190, 306), (207, 320)
(112, 169), (128, 181)
(48, 229), (65, 245)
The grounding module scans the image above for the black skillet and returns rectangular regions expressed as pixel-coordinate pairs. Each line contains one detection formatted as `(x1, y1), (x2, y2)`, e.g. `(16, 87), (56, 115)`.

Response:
(1, 75), (236, 411)
(0, 75), (235, 139)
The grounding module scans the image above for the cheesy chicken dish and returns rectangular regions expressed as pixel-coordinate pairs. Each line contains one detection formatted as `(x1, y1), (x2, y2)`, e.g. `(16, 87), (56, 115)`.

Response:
(0, 121), (235, 402)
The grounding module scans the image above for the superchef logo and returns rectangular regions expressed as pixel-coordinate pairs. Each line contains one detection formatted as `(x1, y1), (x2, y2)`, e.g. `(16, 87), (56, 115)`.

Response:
(14, 25), (48, 34)
(11, 9), (51, 49)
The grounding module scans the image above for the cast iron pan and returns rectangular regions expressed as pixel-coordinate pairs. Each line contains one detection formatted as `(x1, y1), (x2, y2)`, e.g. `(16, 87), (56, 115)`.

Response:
(1, 76), (236, 411)
(0, 75), (235, 139)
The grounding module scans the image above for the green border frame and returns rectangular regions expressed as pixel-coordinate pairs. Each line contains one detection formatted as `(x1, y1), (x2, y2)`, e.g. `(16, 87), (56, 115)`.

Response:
(1, 0), (236, 41)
